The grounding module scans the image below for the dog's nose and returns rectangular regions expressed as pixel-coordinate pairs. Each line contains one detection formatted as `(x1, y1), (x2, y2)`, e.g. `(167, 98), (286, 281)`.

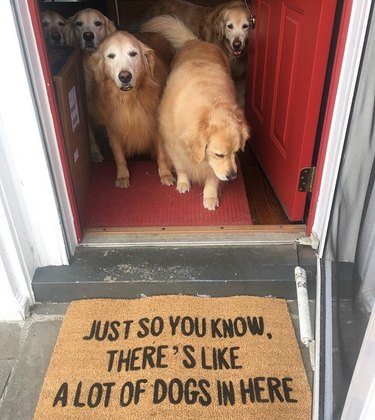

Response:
(232, 40), (242, 50)
(83, 31), (94, 42)
(51, 32), (62, 42)
(226, 170), (237, 180)
(118, 71), (132, 84)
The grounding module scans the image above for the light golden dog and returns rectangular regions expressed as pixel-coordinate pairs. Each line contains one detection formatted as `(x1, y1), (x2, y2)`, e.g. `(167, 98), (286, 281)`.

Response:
(143, 0), (251, 78)
(63, 8), (116, 52)
(40, 10), (66, 46)
(153, 16), (250, 210)
(86, 31), (174, 188)
(63, 8), (117, 162)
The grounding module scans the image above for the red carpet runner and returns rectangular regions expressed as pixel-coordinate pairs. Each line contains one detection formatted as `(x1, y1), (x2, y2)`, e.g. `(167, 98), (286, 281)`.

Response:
(83, 160), (252, 227)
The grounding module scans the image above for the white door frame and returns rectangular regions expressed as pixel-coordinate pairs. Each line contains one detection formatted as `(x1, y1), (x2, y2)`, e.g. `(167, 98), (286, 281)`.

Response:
(341, 303), (375, 420)
(312, 0), (372, 257)
(0, 1), (73, 319)
(311, 1), (373, 418)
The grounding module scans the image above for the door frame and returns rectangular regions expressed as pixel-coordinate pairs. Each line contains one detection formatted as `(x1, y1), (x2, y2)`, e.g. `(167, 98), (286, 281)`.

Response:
(309, 0), (372, 257)
(0, 0), (72, 319)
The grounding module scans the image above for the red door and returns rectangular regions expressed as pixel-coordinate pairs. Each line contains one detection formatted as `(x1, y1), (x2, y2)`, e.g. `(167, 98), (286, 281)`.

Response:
(245, 0), (337, 221)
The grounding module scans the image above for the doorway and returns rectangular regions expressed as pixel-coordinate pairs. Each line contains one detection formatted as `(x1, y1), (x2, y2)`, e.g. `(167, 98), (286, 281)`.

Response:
(32, 0), (341, 243)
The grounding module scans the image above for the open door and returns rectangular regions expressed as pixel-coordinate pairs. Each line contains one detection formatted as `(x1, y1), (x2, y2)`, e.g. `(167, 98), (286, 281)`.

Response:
(245, 0), (337, 221)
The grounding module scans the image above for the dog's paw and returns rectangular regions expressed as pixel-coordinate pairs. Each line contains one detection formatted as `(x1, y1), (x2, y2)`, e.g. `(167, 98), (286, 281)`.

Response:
(177, 181), (190, 193)
(116, 177), (130, 188)
(91, 151), (104, 163)
(203, 197), (219, 210)
(160, 173), (175, 186)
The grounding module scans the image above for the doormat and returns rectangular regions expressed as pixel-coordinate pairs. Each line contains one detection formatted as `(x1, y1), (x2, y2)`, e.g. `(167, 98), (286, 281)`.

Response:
(82, 160), (252, 227)
(34, 296), (311, 419)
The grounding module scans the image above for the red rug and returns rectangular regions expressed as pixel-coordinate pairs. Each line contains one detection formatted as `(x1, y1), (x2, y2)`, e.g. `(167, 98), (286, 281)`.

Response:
(83, 160), (252, 227)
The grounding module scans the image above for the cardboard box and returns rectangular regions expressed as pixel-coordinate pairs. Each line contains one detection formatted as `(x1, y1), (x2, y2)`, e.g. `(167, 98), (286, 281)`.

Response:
(48, 45), (91, 221)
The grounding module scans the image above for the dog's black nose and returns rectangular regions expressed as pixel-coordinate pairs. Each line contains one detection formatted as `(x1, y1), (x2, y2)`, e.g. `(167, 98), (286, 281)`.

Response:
(51, 32), (62, 42)
(118, 71), (132, 84)
(83, 31), (94, 42)
(233, 40), (242, 50)
(227, 170), (237, 180)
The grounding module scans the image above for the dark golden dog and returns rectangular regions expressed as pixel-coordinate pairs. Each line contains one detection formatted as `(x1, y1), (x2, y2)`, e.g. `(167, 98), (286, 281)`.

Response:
(87, 31), (174, 188)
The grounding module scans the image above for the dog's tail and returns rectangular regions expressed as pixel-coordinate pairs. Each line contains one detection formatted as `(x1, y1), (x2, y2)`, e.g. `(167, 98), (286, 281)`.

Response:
(141, 15), (197, 49)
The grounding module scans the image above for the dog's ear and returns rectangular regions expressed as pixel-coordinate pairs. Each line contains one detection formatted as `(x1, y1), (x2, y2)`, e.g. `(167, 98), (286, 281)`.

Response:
(213, 9), (227, 42)
(63, 17), (77, 46)
(104, 17), (117, 35)
(183, 112), (211, 164)
(234, 108), (250, 151)
(186, 131), (208, 164)
(86, 49), (105, 85)
(142, 45), (158, 82)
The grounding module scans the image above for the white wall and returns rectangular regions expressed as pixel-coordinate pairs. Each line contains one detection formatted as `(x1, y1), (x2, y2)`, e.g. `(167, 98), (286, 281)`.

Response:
(0, 1), (71, 320)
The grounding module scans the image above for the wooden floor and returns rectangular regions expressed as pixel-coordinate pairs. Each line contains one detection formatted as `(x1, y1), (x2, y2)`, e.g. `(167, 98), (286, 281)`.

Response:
(239, 145), (290, 225)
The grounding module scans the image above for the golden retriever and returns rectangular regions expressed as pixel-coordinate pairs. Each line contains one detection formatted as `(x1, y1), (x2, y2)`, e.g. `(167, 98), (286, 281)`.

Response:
(86, 31), (174, 188)
(143, 0), (252, 78)
(63, 8), (117, 162)
(63, 8), (116, 52)
(40, 10), (66, 46)
(151, 16), (250, 210)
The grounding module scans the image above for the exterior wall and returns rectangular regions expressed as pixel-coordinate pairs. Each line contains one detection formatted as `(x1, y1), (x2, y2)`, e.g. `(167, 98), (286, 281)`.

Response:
(0, 195), (32, 321)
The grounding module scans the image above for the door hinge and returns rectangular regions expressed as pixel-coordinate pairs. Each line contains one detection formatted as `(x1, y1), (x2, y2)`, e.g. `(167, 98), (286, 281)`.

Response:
(298, 167), (316, 192)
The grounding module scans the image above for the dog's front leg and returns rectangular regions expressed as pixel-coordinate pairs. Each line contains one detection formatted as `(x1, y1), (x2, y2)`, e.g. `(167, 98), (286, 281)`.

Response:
(88, 123), (104, 162)
(109, 134), (130, 188)
(203, 175), (220, 210)
(155, 135), (175, 186)
(176, 171), (191, 193)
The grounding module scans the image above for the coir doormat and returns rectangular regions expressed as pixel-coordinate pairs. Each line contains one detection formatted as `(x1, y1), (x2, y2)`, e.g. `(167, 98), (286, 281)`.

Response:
(34, 296), (311, 419)
(83, 161), (252, 228)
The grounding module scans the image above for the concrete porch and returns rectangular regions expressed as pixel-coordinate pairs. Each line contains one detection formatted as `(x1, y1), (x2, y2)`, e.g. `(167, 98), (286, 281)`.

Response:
(1, 243), (317, 419)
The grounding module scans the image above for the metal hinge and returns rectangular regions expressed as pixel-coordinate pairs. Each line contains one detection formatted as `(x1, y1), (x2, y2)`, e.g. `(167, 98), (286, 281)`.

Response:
(298, 167), (316, 192)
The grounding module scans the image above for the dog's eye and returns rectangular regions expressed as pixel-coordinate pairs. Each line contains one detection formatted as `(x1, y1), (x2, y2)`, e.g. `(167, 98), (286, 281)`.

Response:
(94, 20), (103, 27)
(227, 23), (234, 30)
(58, 22), (64, 27)
(243, 23), (250, 30)
(215, 153), (225, 158)
(42, 22), (48, 27)
(107, 53), (116, 59)
(76, 21), (83, 27)
(129, 51), (138, 58)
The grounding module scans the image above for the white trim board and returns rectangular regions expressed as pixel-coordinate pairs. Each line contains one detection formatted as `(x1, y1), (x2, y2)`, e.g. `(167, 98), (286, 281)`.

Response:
(312, 0), (372, 257)
(341, 303), (375, 420)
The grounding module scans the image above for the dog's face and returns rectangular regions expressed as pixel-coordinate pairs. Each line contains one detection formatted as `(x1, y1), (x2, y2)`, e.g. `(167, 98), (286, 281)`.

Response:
(41, 10), (66, 46)
(205, 122), (248, 181)
(189, 108), (250, 181)
(91, 31), (155, 91)
(216, 5), (251, 57)
(64, 8), (116, 52)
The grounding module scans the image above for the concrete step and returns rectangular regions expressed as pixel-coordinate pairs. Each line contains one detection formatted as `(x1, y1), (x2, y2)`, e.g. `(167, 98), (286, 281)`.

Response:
(32, 244), (317, 302)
